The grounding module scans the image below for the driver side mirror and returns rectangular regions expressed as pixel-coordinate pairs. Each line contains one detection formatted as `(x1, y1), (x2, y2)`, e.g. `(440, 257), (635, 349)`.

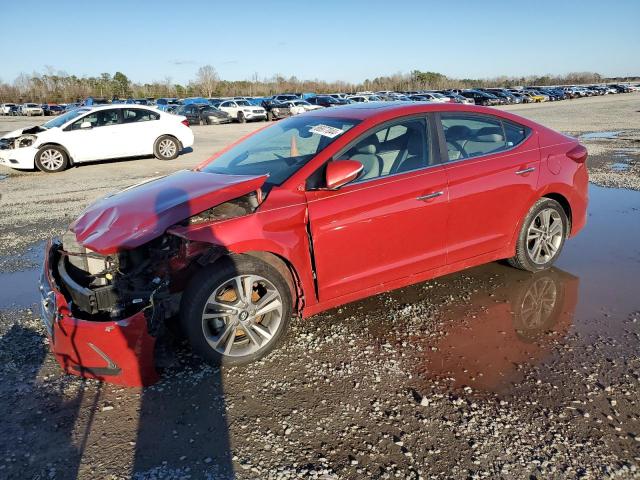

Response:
(325, 160), (363, 190)
(80, 121), (92, 129)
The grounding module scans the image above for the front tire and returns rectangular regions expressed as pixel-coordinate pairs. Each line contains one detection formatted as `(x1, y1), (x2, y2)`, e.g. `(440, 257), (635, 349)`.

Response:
(35, 146), (68, 173)
(237, 111), (246, 123)
(508, 198), (568, 272)
(153, 135), (179, 160)
(180, 256), (293, 366)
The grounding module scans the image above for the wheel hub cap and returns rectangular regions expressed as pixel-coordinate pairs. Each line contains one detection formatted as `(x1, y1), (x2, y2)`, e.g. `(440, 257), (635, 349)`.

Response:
(200, 274), (283, 358)
(526, 208), (563, 265)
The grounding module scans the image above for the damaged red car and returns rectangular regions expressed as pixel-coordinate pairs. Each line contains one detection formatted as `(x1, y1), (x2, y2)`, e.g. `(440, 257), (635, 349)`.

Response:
(40, 102), (588, 386)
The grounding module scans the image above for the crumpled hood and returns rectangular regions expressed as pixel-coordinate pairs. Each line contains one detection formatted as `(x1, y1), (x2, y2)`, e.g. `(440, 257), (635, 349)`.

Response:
(70, 170), (267, 254)
(2, 125), (47, 139)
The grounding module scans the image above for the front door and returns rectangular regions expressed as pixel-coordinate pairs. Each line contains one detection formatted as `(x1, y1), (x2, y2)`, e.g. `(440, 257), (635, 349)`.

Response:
(305, 116), (448, 301)
(62, 108), (122, 162)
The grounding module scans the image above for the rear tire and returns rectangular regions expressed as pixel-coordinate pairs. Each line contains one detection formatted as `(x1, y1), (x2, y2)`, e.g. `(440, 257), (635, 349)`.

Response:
(35, 146), (68, 173)
(180, 255), (293, 366)
(153, 135), (179, 160)
(508, 198), (568, 272)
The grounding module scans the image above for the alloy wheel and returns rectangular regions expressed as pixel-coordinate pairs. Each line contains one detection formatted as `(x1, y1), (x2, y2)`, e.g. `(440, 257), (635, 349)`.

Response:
(526, 208), (563, 264)
(201, 274), (283, 358)
(40, 149), (64, 170)
(158, 139), (177, 158)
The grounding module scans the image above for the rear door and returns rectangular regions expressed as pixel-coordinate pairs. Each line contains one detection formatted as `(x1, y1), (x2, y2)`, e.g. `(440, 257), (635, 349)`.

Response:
(437, 112), (539, 264)
(117, 108), (162, 156)
(305, 115), (449, 300)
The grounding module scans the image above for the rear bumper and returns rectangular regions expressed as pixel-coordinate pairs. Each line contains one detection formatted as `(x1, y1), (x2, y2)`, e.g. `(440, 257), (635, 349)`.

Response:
(177, 126), (195, 148)
(569, 165), (589, 237)
(39, 240), (159, 387)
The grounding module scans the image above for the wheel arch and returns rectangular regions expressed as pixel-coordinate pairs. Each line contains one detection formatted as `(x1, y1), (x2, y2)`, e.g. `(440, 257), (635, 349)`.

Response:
(507, 190), (574, 255)
(37, 142), (74, 165)
(209, 250), (305, 316)
(542, 192), (572, 234)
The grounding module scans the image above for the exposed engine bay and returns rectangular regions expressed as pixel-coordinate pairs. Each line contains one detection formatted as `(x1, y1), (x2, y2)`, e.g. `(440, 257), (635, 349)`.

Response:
(55, 231), (179, 322)
(52, 192), (262, 327)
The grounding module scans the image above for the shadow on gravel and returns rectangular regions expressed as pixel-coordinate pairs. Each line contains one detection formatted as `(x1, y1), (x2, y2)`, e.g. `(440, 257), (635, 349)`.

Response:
(129, 186), (234, 479)
(131, 353), (234, 479)
(0, 323), (83, 479)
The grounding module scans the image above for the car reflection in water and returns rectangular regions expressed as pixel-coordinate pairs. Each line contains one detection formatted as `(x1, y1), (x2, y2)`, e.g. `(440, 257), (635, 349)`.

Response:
(416, 267), (578, 394)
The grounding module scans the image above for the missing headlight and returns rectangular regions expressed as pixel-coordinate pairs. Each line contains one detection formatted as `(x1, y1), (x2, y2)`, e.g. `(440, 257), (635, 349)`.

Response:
(184, 191), (263, 225)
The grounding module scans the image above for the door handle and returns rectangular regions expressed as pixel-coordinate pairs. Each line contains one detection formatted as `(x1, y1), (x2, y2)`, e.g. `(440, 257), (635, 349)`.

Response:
(416, 191), (444, 201)
(515, 167), (536, 175)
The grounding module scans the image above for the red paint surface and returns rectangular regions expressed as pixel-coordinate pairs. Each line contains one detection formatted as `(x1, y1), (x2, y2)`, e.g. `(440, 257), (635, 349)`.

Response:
(71, 170), (267, 254)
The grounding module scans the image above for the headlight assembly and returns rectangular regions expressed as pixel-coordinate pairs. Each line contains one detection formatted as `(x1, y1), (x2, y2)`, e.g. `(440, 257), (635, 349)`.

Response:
(15, 135), (37, 148)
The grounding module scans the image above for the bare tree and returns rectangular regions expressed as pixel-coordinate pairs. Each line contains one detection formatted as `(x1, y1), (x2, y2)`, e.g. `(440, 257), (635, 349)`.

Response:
(195, 65), (219, 97)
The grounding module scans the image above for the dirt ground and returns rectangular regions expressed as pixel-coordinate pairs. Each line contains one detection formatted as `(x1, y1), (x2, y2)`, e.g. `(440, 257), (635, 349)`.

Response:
(0, 94), (639, 479)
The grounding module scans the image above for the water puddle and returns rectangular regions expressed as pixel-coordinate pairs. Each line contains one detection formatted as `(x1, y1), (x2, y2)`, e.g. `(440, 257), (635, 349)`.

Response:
(580, 131), (621, 140)
(0, 174), (7, 181)
(0, 242), (44, 310)
(611, 162), (630, 172)
(334, 184), (640, 396)
(0, 267), (40, 310)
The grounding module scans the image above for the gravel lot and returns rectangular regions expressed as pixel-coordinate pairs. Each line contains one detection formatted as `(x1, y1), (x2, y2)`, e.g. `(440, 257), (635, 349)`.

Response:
(0, 95), (639, 479)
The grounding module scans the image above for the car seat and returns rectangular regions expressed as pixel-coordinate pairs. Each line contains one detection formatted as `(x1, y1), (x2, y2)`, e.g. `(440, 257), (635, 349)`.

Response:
(350, 141), (382, 180)
(393, 130), (428, 173)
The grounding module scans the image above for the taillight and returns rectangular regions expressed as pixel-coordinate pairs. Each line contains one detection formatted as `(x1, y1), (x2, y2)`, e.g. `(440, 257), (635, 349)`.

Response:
(181, 119), (189, 127)
(566, 144), (588, 163)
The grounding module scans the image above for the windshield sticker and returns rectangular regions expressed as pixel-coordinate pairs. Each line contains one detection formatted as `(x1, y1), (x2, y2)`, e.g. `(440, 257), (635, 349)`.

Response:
(309, 124), (344, 138)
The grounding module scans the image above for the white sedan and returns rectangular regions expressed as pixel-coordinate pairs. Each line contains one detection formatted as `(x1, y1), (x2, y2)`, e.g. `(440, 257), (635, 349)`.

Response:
(0, 104), (194, 172)
(283, 100), (324, 115)
(217, 99), (267, 123)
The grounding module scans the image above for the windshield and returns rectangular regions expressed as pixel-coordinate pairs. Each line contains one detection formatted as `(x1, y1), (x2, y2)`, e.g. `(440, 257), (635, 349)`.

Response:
(236, 100), (251, 106)
(202, 115), (360, 186)
(43, 108), (91, 129)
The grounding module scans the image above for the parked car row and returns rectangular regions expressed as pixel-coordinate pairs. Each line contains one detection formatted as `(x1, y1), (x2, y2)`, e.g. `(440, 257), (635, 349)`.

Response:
(2, 83), (636, 124)
(0, 102), (78, 116)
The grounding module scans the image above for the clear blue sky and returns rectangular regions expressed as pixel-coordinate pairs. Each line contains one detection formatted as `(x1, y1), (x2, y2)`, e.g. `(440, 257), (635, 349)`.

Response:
(2, 0), (638, 84)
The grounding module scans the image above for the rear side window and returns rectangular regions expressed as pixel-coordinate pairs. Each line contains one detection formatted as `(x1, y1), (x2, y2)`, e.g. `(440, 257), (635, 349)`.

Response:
(503, 121), (528, 147)
(440, 114), (528, 161)
(123, 108), (159, 123)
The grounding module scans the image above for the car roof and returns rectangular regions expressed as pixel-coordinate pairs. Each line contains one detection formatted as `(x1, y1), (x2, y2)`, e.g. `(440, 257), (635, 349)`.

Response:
(301, 101), (538, 125)
(82, 104), (160, 111)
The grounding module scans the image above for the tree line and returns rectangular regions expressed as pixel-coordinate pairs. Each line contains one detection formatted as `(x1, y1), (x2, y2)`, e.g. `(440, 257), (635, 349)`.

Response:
(0, 66), (634, 103)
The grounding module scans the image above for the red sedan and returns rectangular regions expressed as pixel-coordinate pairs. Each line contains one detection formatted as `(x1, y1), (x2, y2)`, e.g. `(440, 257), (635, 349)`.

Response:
(40, 102), (588, 385)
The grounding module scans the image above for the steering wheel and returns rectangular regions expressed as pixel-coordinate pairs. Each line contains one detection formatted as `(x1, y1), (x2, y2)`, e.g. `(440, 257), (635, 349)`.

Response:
(446, 140), (468, 160)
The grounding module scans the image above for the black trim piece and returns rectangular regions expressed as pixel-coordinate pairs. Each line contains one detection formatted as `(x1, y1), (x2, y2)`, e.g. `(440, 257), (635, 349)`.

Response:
(432, 112), (449, 164)
(304, 209), (320, 301)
